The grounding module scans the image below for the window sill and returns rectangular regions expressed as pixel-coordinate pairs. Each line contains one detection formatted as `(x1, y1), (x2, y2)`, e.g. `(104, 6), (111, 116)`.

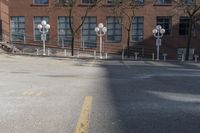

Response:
(153, 4), (172, 6)
(130, 40), (144, 43)
(31, 4), (49, 7)
(78, 3), (96, 7)
(105, 41), (122, 43)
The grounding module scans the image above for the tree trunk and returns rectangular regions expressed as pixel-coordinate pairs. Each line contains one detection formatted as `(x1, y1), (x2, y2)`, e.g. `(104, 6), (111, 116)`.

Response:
(71, 36), (74, 56)
(185, 18), (193, 61)
(127, 29), (130, 58)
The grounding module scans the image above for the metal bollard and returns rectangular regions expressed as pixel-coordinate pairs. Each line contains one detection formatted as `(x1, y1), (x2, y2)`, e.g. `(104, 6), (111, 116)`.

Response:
(77, 50), (80, 58)
(134, 52), (139, 60)
(47, 48), (50, 56)
(64, 49), (67, 56)
(181, 53), (185, 62)
(194, 55), (199, 63)
(94, 50), (96, 59)
(36, 48), (39, 55)
(152, 53), (155, 60)
(163, 53), (167, 61)
(105, 53), (108, 59)
(122, 50), (124, 60)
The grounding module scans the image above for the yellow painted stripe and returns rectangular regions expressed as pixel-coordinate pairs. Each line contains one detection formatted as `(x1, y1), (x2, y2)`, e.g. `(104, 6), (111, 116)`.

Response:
(74, 96), (93, 133)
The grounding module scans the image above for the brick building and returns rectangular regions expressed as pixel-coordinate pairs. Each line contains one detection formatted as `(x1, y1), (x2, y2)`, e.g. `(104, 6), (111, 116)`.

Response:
(0, 0), (200, 59)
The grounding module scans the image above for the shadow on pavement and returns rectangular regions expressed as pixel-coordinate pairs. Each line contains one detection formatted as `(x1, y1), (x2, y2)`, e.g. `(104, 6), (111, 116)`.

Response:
(98, 63), (200, 133)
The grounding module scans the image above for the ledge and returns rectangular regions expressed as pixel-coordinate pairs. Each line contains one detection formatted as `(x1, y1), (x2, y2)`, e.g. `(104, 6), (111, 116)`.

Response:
(153, 4), (172, 6)
(30, 4), (49, 7)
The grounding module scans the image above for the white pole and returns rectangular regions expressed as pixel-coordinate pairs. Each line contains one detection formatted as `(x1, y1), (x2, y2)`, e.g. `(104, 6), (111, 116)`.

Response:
(43, 38), (46, 55)
(156, 45), (159, 60)
(42, 32), (46, 56)
(100, 34), (102, 59)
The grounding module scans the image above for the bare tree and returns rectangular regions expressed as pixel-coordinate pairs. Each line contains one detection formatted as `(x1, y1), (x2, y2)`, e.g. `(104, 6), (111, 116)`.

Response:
(111, 0), (142, 58)
(174, 0), (200, 60)
(51, 0), (100, 56)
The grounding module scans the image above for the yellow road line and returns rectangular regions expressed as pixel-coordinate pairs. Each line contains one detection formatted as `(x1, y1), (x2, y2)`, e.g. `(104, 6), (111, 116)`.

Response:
(74, 96), (93, 133)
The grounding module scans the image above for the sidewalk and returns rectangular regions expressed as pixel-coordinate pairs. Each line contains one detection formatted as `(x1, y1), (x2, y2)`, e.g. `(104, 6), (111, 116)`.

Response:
(1, 50), (200, 69)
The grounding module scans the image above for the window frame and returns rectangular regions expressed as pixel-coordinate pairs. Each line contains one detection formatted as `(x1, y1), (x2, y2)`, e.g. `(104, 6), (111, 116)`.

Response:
(82, 16), (97, 48)
(106, 16), (122, 43)
(179, 16), (190, 35)
(156, 16), (172, 35)
(154, 0), (172, 5)
(10, 16), (25, 42)
(81, 0), (96, 5)
(57, 16), (73, 47)
(131, 16), (144, 42)
(33, 0), (49, 5)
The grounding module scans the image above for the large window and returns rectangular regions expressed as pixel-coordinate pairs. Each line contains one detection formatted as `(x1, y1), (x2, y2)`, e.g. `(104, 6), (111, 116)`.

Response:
(58, 16), (72, 47)
(34, 16), (49, 41)
(132, 16), (144, 42)
(156, 16), (172, 35)
(107, 17), (122, 42)
(33, 0), (48, 4)
(10, 16), (25, 41)
(82, 17), (97, 48)
(179, 16), (189, 35)
(155, 0), (171, 4)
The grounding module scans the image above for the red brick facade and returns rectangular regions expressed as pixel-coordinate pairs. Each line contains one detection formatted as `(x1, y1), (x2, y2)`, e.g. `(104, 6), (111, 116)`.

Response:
(0, 0), (200, 58)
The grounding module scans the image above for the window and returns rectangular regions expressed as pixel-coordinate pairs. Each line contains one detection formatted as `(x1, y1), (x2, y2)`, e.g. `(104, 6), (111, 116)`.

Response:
(82, 17), (97, 48)
(10, 16), (25, 41)
(82, 0), (96, 4)
(183, 0), (194, 4)
(134, 0), (144, 5)
(132, 16), (144, 42)
(34, 16), (49, 41)
(156, 16), (172, 35)
(155, 0), (171, 4)
(179, 16), (189, 35)
(58, 16), (72, 47)
(59, 0), (72, 5)
(33, 0), (48, 4)
(107, 17), (122, 42)
(107, 0), (122, 4)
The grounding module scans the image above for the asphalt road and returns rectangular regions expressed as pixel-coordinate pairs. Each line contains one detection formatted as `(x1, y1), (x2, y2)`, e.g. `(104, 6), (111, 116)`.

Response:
(0, 54), (200, 133)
